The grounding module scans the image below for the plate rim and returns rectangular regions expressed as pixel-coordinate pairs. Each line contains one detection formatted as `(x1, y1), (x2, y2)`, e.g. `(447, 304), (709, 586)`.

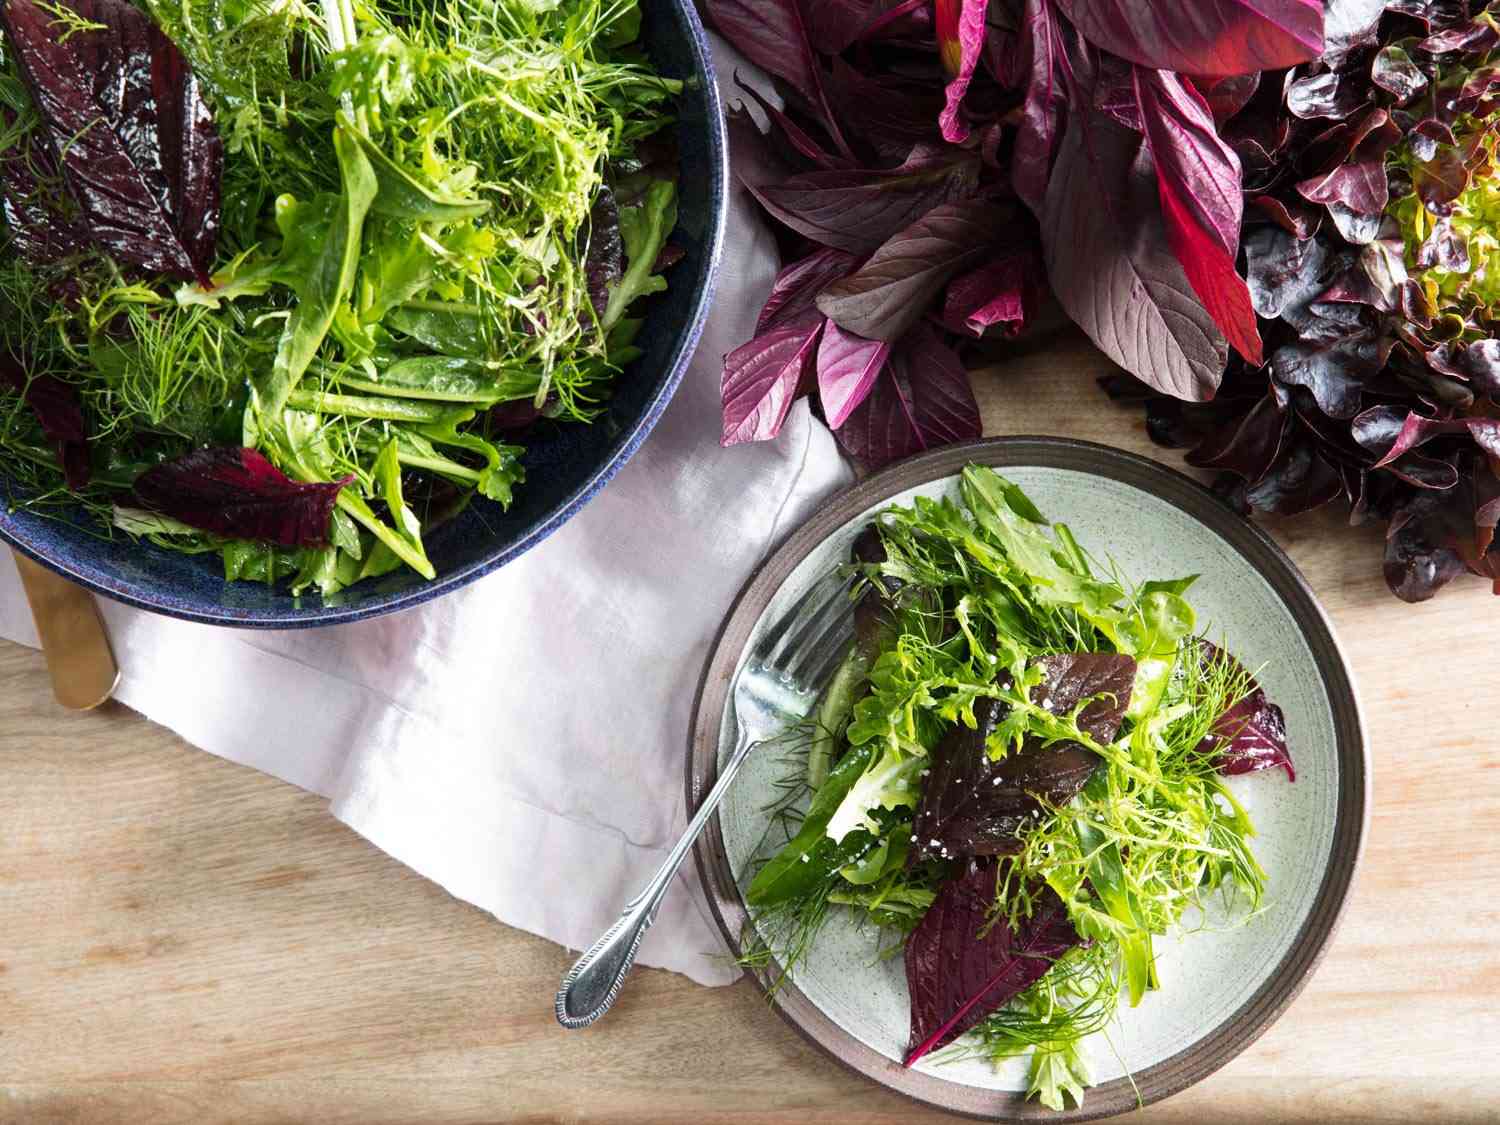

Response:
(686, 435), (1369, 1122)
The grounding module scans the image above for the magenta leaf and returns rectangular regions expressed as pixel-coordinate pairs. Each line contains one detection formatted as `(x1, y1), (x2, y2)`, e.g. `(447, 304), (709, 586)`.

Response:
(731, 76), (843, 171)
(757, 248), (858, 336)
(827, 57), (944, 164)
(1041, 106), (1227, 401)
(1135, 68), (1263, 366)
(935, 0), (991, 143)
(746, 146), (981, 257)
(1012, 0), (1064, 213)
(1189, 73), (1261, 125)
(0, 354), (89, 489)
(908, 654), (1136, 865)
(757, 247), (859, 333)
(720, 312), (825, 446)
(816, 201), (1005, 342)
(904, 864), (1079, 1066)
(131, 447), (351, 546)
(807, 0), (929, 54)
(1196, 643), (1295, 782)
(816, 321), (889, 429)
(1051, 0), (1324, 77)
(701, 0), (822, 106)
(941, 248), (1038, 338)
(1, 0), (222, 284)
(833, 323), (980, 467)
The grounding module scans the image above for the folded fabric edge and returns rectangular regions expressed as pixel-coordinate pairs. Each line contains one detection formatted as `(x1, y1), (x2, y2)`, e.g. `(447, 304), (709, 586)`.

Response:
(328, 750), (742, 988)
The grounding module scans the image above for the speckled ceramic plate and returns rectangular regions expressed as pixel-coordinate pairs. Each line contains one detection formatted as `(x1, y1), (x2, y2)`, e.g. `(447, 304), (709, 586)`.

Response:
(688, 437), (1367, 1122)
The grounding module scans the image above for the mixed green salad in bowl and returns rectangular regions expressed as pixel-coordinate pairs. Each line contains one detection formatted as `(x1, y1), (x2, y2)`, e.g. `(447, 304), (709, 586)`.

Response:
(717, 463), (1311, 1114)
(0, 0), (721, 622)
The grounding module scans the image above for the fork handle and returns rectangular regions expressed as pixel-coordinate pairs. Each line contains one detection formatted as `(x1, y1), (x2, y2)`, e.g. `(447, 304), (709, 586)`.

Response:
(555, 728), (753, 1028)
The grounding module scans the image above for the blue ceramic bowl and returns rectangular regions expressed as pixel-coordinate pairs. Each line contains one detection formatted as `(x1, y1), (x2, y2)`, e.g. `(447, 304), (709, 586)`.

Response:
(0, 0), (726, 628)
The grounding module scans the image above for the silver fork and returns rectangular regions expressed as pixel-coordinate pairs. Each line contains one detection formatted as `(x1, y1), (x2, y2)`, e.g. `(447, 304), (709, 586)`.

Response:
(554, 569), (856, 1028)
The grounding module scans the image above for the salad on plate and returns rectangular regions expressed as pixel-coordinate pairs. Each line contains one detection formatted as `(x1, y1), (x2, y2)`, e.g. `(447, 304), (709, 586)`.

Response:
(741, 465), (1295, 1111)
(0, 0), (680, 596)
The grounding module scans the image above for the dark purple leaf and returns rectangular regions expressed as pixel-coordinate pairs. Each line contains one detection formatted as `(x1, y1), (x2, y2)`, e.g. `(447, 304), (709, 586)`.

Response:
(815, 201), (1005, 342)
(1247, 194), (1321, 238)
(701, 0), (823, 108)
(1285, 71), (1366, 120)
(1011, 0), (1065, 214)
(1269, 331), (1384, 419)
(1050, 0), (1324, 76)
(720, 312), (824, 446)
(816, 321), (889, 429)
(806, 0), (926, 54)
(1384, 487), (1469, 601)
(1352, 406), (1500, 466)
(1196, 643), (1295, 781)
(1295, 109), (1401, 215)
(0, 112), (90, 270)
(1418, 13), (1500, 55)
(757, 246), (858, 334)
(907, 653), (1136, 866)
(936, 0), (991, 143)
(1136, 68), (1263, 366)
(940, 246), (1038, 338)
(1371, 44), (1429, 103)
(746, 146), (981, 257)
(731, 76), (842, 171)
(904, 866), (1079, 1066)
(584, 187), (622, 319)
(1041, 106), (1227, 402)
(834, 322), (980, 467)
(1243, 433), (1345, 515)
(827, 58), (944, 164)
(0, 353), (89, 489)
(1411, 144), (1470, 209)
(1189, 73), (1261, 125)
(1321, 0), (1388, 65)
(132, 447), (350, 546)
(1, 0), (222, 284)
(1186, 393), (1286, 480)
(1459, 340), (1500, 396)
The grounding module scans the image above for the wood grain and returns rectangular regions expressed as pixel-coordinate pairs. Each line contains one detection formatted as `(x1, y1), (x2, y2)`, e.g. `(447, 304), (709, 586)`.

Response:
(2, 333), (1499, 1124)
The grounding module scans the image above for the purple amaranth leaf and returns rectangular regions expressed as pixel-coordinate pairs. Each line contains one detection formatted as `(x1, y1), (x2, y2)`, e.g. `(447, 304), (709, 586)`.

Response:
(1196, 642), (1295, 782)
(731, 76), (845, 171)
(907, 654), (1135, 867)
(904, 865), (1078, 1066)
(1050, 0), (1324, 77)
(816, 321), (889, 429)
(132, 447), (351, 546)
(757, 246), (859, 333)
(940, 247), (1038, 338)
(827, 57), (944, 164)
(935, 0), (991, 144)
(807, 0), (930, 54)
(720, 311), (824, 446)
(1135, 67), (1264, 366)
(1012, 0), (1065, 214)
(0, 353), (89, 489)
(746, 146), (981, 257)
(1041, 105), (1227, 401)
(834, 322), (980, 468)
(815, 200), (1006, 342)
(1, 0), (222, 284)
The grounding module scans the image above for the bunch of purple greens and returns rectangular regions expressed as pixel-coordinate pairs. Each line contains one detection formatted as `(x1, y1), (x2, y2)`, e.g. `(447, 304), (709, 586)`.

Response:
(708, 0), (1500, 603)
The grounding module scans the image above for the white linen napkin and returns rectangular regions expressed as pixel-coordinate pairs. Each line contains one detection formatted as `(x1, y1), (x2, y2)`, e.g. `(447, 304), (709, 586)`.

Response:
(0, 35), (850, 987)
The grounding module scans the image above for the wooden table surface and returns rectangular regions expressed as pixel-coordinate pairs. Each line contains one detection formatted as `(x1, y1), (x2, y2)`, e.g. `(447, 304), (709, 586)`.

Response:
(2, 334), (1498, 1125)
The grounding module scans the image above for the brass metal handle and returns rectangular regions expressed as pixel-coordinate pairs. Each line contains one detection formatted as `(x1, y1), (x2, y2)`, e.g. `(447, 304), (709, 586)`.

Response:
(12, 551), (119, 710)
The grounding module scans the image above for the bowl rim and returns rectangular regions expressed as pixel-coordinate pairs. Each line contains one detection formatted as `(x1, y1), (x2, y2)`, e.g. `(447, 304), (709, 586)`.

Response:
(686, 435), (1370, 1122)
(0, 0), (728, 629)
